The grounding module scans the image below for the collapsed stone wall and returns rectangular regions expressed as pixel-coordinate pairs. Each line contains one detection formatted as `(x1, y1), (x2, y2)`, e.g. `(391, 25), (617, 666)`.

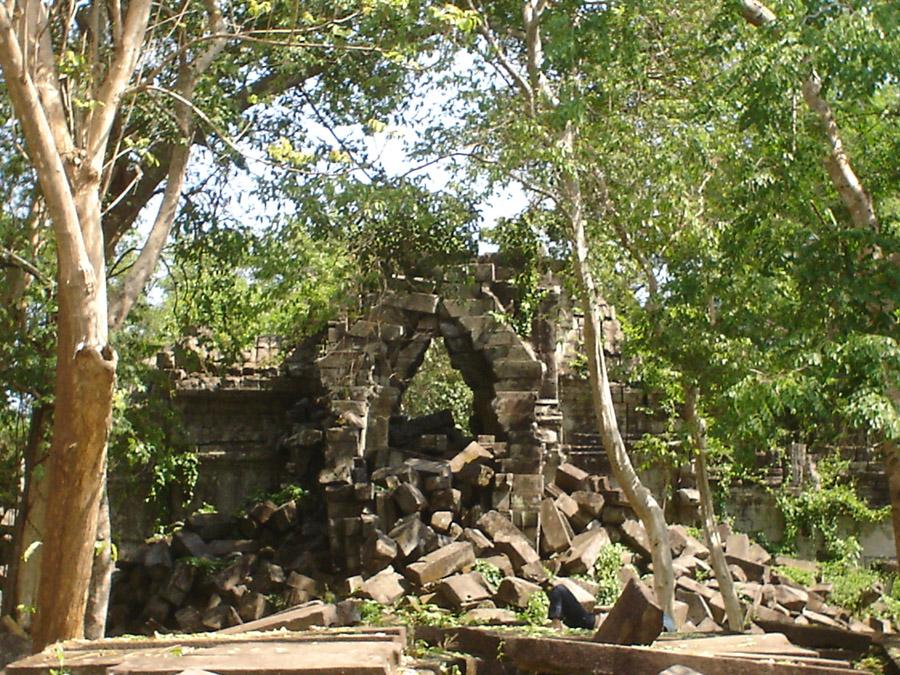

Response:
(118, 260), (620, 559)
(115, 257), (892, 564)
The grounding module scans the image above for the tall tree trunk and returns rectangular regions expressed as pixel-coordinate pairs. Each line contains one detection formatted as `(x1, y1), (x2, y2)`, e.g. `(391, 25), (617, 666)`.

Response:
(561, 128), (676, 619)
(84, 472), (112, 640)
(886, 443), (900, 563)
(886, 385), (900, 563)
(32, 273), (117, 650)
(684, 386), (743, 631)
(3, 405), (49, 626)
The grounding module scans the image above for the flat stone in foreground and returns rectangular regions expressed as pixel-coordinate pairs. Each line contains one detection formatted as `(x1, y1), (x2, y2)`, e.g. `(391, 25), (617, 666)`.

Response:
(7, 629), (406, 675)
(105, 641), (399, 675)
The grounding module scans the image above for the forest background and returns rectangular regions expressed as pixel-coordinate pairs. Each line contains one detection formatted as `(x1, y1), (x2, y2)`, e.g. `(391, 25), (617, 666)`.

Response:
(0, 0), (897, 650)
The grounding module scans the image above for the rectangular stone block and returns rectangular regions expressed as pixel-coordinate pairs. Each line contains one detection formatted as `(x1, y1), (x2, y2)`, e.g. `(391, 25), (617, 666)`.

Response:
(385, 291), (440, 314)
(405, 541), (476, 586)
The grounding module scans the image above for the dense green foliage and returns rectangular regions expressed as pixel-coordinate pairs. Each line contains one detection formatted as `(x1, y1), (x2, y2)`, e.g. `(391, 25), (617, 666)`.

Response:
(401, 340), (474, 430)
(591, 544), (631, 606)
(776, 454), (889, 559)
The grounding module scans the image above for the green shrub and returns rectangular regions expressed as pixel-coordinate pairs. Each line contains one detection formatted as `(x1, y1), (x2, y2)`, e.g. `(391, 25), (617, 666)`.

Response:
(824, 561), (883, 615)
(518, 590), (549, 626)
(358, 599), (385, 626)
(474, 560), (504, 589)
(776, 453), (888, 561)
(401, 340), (473, 431)
(774, 564), (817, 588)
(593, 543), (630, 605)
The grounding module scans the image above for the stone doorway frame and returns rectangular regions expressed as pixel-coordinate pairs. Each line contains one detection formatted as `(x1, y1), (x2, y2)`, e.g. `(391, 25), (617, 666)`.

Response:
(314, 275), (563, 569)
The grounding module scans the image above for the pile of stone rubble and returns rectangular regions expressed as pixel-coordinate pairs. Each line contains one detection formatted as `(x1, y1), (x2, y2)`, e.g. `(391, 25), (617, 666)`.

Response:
(110, 435), (889, 640)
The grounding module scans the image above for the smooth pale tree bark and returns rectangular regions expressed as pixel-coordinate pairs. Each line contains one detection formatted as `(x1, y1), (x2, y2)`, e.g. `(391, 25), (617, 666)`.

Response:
(107, 0), (227, 330)
(0, 0), (151, 647)
(684, 386), (743, 631)
(739, 0), (880, 235)
(563, 129), (675, 617)
(466, 1), (677, 615)
(740, 0), (899, 564)
(0, 0), (227, 642)
(88, 1), (227, 636)
(2, 405), (49, 627)
(83, 474), (112, 640)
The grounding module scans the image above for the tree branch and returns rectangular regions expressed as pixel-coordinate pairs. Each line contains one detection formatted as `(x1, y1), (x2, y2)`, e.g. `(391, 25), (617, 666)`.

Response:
(738, 0), (879, 237)
(0, 3), (91, 288)
(801, 70), (879, 233)
(522, 0), (555, 105)
(465, 0), (534, 114)
(1, 247), (48, 284)
(19, 0), (76, 161)
(108, 0), (228, 330)
(84, 0), (152, 171)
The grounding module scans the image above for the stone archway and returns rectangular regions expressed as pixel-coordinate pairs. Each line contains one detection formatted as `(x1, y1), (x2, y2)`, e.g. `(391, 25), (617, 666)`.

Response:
(314, 269), (562, 572)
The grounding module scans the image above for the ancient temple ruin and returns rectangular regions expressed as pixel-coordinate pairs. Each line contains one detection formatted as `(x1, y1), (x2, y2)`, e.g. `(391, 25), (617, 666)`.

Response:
(119, 256), (891, 567)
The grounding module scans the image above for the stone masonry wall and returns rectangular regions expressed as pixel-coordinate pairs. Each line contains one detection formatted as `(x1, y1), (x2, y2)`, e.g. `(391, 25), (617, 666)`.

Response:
(116, 262), (893, 564)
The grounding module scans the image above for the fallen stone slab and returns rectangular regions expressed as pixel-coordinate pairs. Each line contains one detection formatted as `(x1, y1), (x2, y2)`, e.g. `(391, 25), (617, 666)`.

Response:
(802, 608), (846, 629)
(555, 577), (597, 613)
(437, 572), (492, 610)
(554, 492), (579, 521)
(754, 618), (873, 653)
(518, 560), (549, 585)
(496, 577), (542, 609)
(676, 588), (714, 626)
(430, 511), (454, 533)
(284, 573), (321, 605)
(393, 482), (428, 514)
(388, 514), (425, 558)
(726, 532), (771, 566)
(8, 628), (407, 675)
(405, 541), (475, 586)
(449, 441), (493, 473)
(461, 608), (519, 625)
(115, 639), (400, 674)
(493, 531), (540, 571)
(558, 527), (611, 576)
(593, 577), (663, 646)
(658, 633), (843, 668)
(385, 291), (440, 314)
(671, 554), (711, 580)
(772, 584), (809, 612)
(539, 498), (573, 555)
(362, 531), (398, 575)
(676, 576), (716, 601)
(476, 510), (525, 542)
(269, 500), (299, 532)
(202, 605), (241, 631)
(461, 528), (494, 555)
(219, 601), (336, 634)
(172, 530), (212, 559)
(479, 553), (514, 578)
(554, 463), (590, 493)
(414, 626), (859, 675)
(570, 491), (605, 530)
(725, 554), (768, 583)
(619, 519), (652, 560)
(237, 591), (269, 623)
(359, 567), (407, 605)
